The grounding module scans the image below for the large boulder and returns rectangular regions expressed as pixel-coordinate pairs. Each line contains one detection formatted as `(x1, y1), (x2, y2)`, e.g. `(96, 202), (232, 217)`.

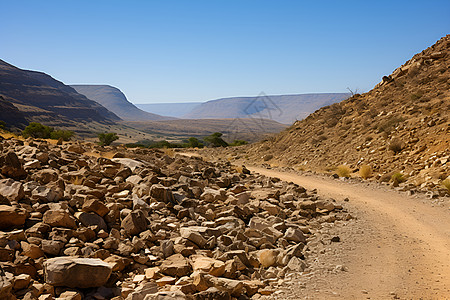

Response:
(121, 210), (147, 236)
(0, 179), (24, 204)
(159, 254), (191, 277)
(44, 257), (112, 288)
(0, 151), (27, 179)
(43, 210), (77, 229)
(0, 205), (27, 229)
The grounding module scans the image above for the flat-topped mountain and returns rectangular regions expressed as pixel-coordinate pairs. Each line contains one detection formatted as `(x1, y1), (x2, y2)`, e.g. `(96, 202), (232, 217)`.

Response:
(182, 93), (349, 124)
(136, 102), (202, 118)
(0, 59), (119, 130)
(71, 85), (174, 121)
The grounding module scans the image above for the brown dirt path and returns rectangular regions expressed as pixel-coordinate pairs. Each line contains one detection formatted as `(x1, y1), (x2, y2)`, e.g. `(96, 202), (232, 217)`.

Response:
(248, 166), (450, 300)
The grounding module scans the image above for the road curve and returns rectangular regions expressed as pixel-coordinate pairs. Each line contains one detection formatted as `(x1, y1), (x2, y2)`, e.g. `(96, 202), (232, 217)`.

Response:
(248, 166), (450, 299)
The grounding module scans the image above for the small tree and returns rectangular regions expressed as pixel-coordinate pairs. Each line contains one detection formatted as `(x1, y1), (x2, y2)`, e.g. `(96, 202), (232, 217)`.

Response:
(204, 132), (228, 147)
(184, 137), (204, 148)
(50, 130), (74, 141)
(98, 132), (119, 146)
(22, 122), (53, 138)
(229, 140), (248, 146)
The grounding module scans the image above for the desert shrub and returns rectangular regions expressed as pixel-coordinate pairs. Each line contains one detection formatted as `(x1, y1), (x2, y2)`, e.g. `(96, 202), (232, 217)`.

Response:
(359, 165), (372, 179)
(410, 92), (424, 101)
(162, 147), (175, 157)
(336, 165), (351, 178)
(391, 172), (406, 186)
(98, 132), (119, 146)
(229, 140), (248, 146)
(204, 132), (228, 147)
(377, 116), (405, 135)
(442, 179), (450, 193)
(389, 139), (404, 154)
(50, 130), (74, 141)
(183, 137), (204, 148)
(22, 122), (53, 138)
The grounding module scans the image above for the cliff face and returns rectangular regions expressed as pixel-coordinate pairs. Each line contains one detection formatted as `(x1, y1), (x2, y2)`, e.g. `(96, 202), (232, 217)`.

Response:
(71, 85), (175, 121)
(0, 59), (120, 130)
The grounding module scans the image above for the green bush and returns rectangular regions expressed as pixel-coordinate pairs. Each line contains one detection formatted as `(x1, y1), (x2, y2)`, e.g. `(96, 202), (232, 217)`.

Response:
(50, 130), (74, 141)
(391, 172), (406, 186)
(204, 132), (228, 147)
(0, 121), (7, 130)
(22, 122), (53, 138)
(98, 132), (119, 146)
(183, 137), (204, 148)
(229, 140), (248, 146)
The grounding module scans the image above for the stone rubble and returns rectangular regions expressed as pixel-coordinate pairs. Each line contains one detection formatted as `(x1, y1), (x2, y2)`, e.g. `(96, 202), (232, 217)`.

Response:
(0, 137), (348, 299)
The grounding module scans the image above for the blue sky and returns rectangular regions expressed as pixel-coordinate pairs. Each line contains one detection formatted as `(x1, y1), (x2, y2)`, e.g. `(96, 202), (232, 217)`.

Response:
(1, 1), (449, 103)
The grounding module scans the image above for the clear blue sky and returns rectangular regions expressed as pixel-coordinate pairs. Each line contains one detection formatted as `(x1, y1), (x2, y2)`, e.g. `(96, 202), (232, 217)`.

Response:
(1, 1), (449, 103)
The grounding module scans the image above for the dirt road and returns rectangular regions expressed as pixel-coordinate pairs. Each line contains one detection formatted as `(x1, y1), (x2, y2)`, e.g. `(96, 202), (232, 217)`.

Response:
(248, 166), (450, 300)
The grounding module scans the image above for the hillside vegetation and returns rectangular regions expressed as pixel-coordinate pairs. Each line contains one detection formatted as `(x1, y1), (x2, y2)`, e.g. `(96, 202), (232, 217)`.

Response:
(224, 35), (450, 192)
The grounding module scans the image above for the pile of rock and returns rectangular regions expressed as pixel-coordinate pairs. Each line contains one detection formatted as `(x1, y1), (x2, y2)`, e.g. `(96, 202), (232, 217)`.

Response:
(0, 137), (346, 299)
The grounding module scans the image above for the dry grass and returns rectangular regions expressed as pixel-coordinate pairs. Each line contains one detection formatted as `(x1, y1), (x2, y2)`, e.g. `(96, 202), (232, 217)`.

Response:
(162, 147), (175, 157)
(442, 178), (450, 193)
(336, 165), (351, 178)
(359, 165), (372, 179)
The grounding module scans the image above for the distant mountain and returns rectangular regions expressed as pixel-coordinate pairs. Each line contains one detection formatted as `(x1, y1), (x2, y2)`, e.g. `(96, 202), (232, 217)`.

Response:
(182, 93), (350, 124)
(71, 85), (174, 121)
(0, 59), (120, 130)
(136, 102), (202, 118)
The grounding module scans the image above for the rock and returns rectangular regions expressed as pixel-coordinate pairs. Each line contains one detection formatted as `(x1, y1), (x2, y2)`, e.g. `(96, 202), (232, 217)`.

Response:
(284, 227), (306, 243)
(31, 186), (62, 202)
(0, 151), (27, 179)
(82, 199), (109, 217)
(155, 276), (177, 287)
(0, 276), (13, 300)
(0, 179), (24, 203)
(44, 257), (112, 288)
(0, 205), (27, 229)
(41, 240), (64, 256)
(193, 287), (231, 300)
(190, 255), (225, 277)
(286, 256), (306, 272)
(59, 291), (82, 300)
(74, 211), (107, 231)
(180, 227), (207, 248)
(43, 210), (77, 229)
(159, 254), (191, 277)
(21, 241), (44, 259)
(121, 210), (147, 236)
(143, 290), (186, 300)
(206, 276), (244, 297)
(126, 282), (158, 300)
(13, 274), (31, 290)
(258, 249), (279, 268)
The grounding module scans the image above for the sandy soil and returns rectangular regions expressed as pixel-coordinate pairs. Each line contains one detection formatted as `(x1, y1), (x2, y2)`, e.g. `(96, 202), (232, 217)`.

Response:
(248, 166), (450, 300)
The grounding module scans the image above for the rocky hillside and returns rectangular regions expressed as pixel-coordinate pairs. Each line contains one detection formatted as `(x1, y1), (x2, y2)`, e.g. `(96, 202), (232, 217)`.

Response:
(0, 59), (120, 131)
(0, 136), (347, 299)
(71, 85), (174, 121)
(234, 35), (450, 193)
(183, 93), (349, 124)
